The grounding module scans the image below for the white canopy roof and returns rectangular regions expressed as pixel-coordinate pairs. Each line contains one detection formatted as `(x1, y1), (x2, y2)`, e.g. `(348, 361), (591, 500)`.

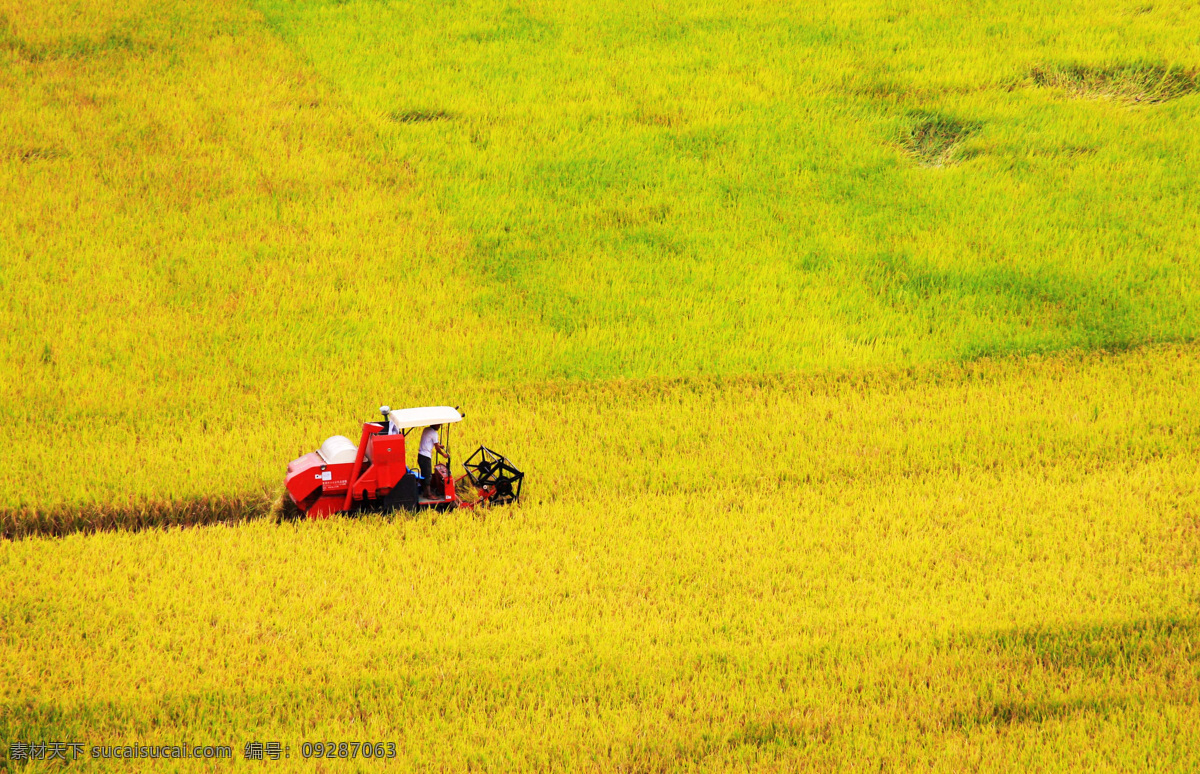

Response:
(387, 406), (463, 431)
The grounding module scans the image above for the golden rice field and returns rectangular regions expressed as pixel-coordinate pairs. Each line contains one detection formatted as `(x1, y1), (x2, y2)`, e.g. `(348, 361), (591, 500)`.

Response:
(4, 347), (1200, 770)
(2, 0), (1199, 769)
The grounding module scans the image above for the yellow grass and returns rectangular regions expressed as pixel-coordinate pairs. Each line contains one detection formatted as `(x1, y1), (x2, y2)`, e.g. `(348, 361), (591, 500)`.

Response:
(0, 0), (478, 511)
(4, 0), (1200, 512)
(3, 345), (1199, 769)
(3, 0), (1200, 768)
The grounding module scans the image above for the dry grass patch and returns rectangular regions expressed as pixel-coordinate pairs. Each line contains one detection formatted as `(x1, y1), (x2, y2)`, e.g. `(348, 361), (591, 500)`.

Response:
(0, 490), (275, 539)
(898, 111), (981, 167)
(1029, 62), (1200, 104)
(390, 108), (455, 123)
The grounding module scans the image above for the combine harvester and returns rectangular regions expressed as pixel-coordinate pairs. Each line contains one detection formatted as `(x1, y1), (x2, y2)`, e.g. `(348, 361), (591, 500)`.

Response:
(284, 406), (523, 518)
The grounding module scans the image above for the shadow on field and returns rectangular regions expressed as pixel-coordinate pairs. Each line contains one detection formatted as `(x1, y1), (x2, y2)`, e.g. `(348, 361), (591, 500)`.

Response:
(389, 109), (455, 124)
(940, 617), (1199, 730)
(0, 619), (1195, 767)
(985, 617), (1198, 672)
(705, 617), (1198, 760)
(949, 694), (1130, 729)
(864, 251), (1138, 354)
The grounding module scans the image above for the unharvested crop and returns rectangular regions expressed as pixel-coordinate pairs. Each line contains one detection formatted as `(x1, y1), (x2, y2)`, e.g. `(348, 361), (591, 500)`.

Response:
(4, 345), (1200, 770)
(2, 0), (1200, 769)
(4, 0), (1200, 514)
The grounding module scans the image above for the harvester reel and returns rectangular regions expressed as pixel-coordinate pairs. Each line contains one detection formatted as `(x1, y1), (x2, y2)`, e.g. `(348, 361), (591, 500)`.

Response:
(462, 446), (524, 506)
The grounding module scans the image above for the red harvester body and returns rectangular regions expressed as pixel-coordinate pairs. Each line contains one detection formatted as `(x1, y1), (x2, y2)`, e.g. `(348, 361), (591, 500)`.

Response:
(284, 406), (522, 518)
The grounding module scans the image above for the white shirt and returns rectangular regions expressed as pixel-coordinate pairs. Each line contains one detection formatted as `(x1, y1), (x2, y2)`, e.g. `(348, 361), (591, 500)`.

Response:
(418, 427), (439, 458)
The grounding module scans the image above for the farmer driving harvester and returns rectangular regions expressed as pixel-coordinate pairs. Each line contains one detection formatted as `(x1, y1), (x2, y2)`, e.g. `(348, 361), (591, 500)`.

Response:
(418, 424), (444, 498)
